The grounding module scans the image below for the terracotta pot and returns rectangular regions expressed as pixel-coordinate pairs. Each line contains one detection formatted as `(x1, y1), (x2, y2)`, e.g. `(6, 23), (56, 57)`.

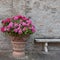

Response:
(10, 36), (28, 59)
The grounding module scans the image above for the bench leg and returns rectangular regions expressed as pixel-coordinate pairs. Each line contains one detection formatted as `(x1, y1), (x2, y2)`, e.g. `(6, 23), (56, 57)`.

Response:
(44, 42), (48, 53)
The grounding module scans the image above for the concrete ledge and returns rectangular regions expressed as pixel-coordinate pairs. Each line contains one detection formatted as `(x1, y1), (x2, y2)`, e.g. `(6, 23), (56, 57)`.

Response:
(35, 39), (60, 42)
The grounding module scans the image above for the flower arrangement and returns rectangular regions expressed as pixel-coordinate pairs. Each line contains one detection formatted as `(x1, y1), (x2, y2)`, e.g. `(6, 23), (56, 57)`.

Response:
(1, 15), (36, 37)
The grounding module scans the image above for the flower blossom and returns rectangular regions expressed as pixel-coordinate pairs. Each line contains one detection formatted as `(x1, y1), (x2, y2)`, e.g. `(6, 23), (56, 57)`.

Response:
(26, 20), (32, 24)
(22, 22), (27, 26)
(1, 27), (6, 32)
(31, 26), (36, 33)
(14, 29), (18, 33)
(2, 18), (11, 24)
(14, 16), (19, 20)
(18, 29), (22, 34)
(23, 27), (27, 31)
(1, 15), (36, 36)
(14, 22), (18, 27)
(8, 22), (13, 28)
(22, 16), (28, 20)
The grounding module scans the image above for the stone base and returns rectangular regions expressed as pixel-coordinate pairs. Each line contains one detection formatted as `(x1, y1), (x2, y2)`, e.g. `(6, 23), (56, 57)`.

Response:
(12, 51), (26, 59)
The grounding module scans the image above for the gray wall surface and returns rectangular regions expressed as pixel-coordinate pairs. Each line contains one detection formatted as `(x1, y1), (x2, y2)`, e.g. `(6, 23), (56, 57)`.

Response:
(0, 0), (60, 52)
(0, 0), (60, 38)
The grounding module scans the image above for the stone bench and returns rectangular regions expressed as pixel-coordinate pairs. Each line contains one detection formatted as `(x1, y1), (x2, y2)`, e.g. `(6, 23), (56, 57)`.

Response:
(34, 38), (60, 53)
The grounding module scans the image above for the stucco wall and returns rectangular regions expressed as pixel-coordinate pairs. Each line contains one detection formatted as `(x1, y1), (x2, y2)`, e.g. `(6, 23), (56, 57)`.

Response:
(0, 0), (60, 52)
(0, 0), (60, 38)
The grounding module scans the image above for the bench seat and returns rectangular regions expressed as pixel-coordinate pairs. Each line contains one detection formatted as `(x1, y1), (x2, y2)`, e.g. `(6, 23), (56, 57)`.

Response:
(35, 39), (60, 42)
(34, 38), (60, 53)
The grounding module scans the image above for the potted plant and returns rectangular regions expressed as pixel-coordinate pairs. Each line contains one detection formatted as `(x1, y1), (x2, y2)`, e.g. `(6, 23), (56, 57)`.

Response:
(1, 15), (36, 58)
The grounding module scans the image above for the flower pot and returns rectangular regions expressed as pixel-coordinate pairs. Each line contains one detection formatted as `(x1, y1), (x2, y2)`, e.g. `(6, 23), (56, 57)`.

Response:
(1, 15), (36, 59)
(11, 36), (27, 59)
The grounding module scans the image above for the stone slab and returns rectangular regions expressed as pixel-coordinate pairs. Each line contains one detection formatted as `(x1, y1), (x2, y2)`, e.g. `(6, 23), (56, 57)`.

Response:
(35, 39), (60, 42)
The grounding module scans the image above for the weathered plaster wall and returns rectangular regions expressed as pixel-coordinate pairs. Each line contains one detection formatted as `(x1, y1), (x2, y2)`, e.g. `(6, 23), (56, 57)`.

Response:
(25, 0), (60, 38)
(0, 0), (60, 38)
(0, 0), (12, 19)
(0, 0), (26, 19)
(0, 0), (60, 52)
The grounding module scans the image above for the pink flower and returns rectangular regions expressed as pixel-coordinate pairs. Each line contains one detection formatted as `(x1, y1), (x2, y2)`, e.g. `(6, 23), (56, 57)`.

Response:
(17, 26), (20, 30)
(26, 23), (30, 26)
(18, 29), (22, 34)
(14, 27), (22, 33)
(2, 20), (6, 24)
(26, 20), (32, 25)
(23, 27), (27, 31)
(7, 28), (10, 31)
(20, 20), (23, 24)
(18, 24), (21, 27)
(28, 27), (32, 29)
(6, 18), (10, 22)
(22, 16), (28, 20)
(14, 16), (19, 20)
(1, 15), (36, 35)
(1, 27), (6, 32)
(17, 15), (23, 19)
(31, 26), (36, 33)
(32, 28), (36, 33)
(8, 22), (13, 28)
(2, 18), (11, 24)
(32, 25), (35, 28)
(4, 27), (8, 31)
(12, 15), (23, 20)
(14, 22), (18, 27)
(14, 29), (18, 33)
(22, 22), (27, 26)
(26, 20), (32, 26)
(6, 27), (10, 31)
